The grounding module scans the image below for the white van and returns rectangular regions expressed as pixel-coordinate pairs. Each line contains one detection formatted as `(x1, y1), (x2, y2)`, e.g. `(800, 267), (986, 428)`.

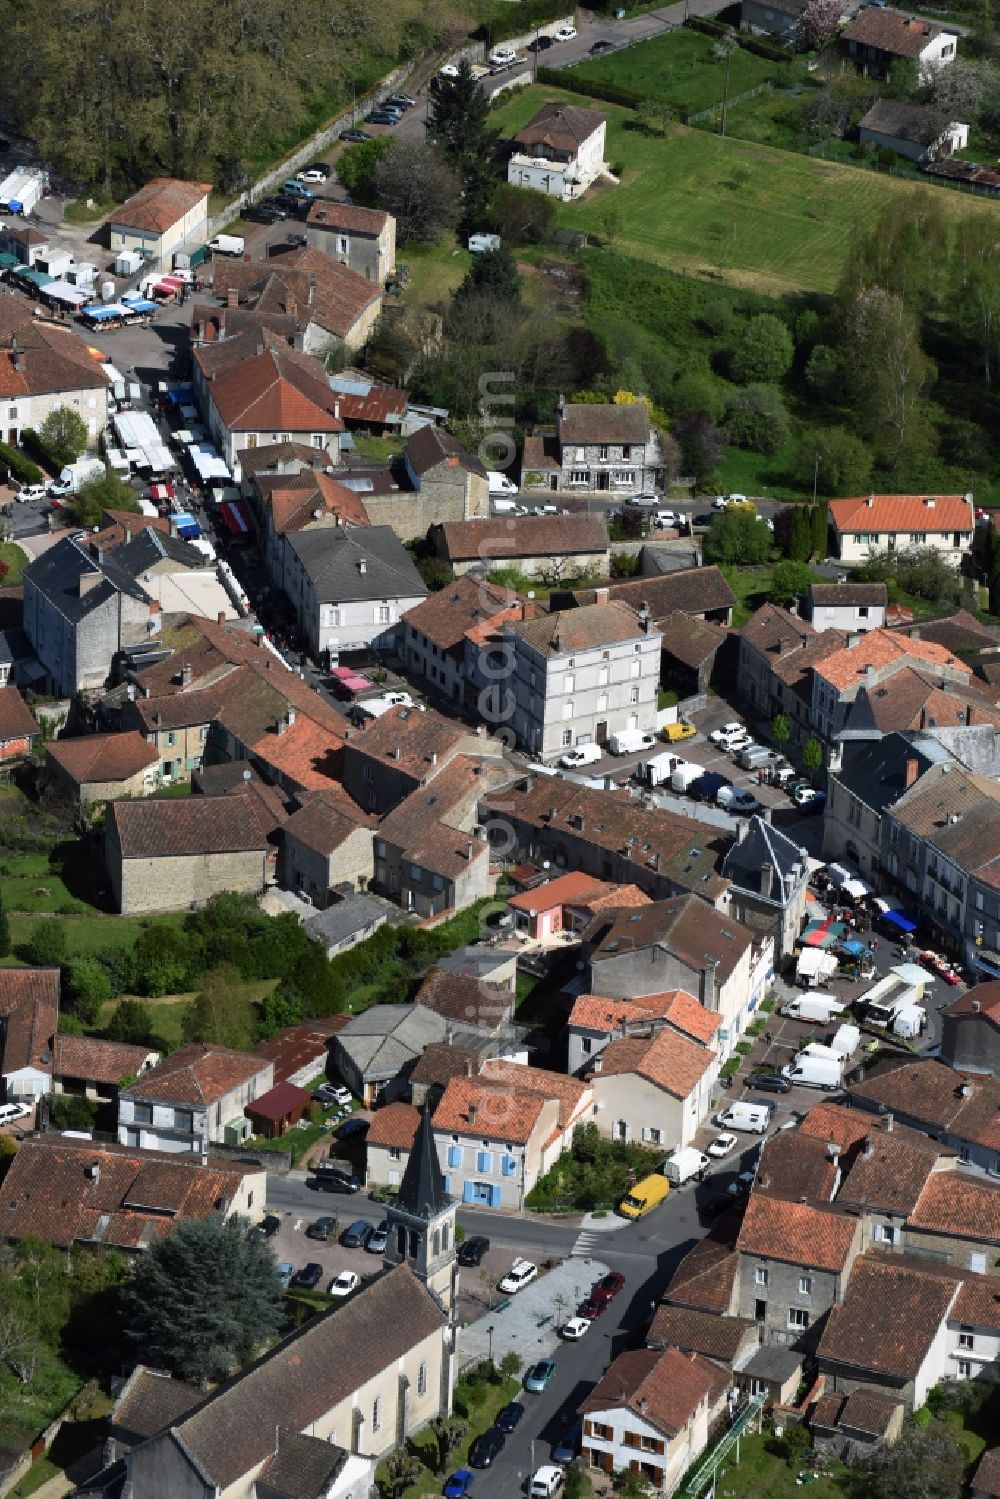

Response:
(663, 1147), (710, 1186)
(560, 743), (602, 769)
(670, 762), (704, 794)
(489, 44), (517, 67)
(531, 1467), (564, 1498)
(781, 1055), (842, 1090)
(716, 1101), (772, 1134)
(488, 470), (518, 497)
(609, 728), (657, 756)
(499, 1258), (538, 1294)
(491, 498), (517, 515)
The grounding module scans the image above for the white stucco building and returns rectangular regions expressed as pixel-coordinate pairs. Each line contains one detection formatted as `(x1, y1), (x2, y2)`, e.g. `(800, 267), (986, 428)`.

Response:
(828, 493), (974, 566)
(507, 103), (608, 201)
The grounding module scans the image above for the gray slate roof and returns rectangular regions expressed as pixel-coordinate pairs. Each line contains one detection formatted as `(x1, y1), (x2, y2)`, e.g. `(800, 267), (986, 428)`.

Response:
(833, 731), (938, 815)
(859, 98), (951, 147)
(25, 535), (148, 622)
(305, 893), (387, 951)
(334, 1003), (448, 1081)
(721, 817), (807, 907)
(396, 1102), (449, 1221)
(286, 524), (427, 604)
(112, 528), (207, 577)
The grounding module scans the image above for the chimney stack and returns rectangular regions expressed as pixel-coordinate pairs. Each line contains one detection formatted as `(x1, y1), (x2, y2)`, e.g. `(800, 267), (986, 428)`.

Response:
(468, 1103), (478, 1128)
(880, 1111), (894, 1132)
(227, 287), (238, 309)
(467, 840), (474, 862)
(218, 611), (226, 625)
(972, 999), (981, 1013)
(760, 861), (773, 900)
(702, 956), (719, 1013)
(181, 663), (192, 687)
(904, 757), (919, 789)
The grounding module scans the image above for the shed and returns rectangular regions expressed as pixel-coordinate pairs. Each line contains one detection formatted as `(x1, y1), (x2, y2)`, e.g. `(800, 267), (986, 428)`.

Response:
(736, 1346), (804, 1407)
(244, 1080), (311, 1139)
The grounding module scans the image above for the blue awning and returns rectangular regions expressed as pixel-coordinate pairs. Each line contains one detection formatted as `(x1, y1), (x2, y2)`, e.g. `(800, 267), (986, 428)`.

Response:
(883, 909), (918, 933)
(123, 297), (157, 313)
(166, 384), (195, 405)
(177, 523), (202, 539)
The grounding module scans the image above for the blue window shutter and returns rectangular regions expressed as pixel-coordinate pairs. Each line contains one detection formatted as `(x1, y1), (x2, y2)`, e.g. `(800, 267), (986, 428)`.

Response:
(502, 1155), (516, 1178)
(443, 1174), (451, 1195)
(489, 1184), (501, 1208)
(448, 1146), (462, 1168)
(477, 1150), (493, 1173)
(463, 1180), (476, 1204)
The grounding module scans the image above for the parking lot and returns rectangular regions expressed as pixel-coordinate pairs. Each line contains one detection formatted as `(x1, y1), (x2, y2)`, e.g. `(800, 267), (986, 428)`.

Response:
(263, 1202), (390, 1293)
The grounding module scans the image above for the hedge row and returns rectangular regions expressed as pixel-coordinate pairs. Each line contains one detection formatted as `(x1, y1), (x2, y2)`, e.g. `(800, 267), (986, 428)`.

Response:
(0, 440), (43, 484)
(21, 427), (60, 473)
(684, 14), (795, 62)
(536, 64), (646, 106)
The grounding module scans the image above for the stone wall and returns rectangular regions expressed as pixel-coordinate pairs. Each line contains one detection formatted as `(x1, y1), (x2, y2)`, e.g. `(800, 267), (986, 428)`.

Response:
(117, 849), (268, 915)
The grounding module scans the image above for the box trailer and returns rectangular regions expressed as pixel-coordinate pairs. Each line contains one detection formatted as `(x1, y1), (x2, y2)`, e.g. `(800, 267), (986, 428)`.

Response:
(663, 1147), (710, 1187)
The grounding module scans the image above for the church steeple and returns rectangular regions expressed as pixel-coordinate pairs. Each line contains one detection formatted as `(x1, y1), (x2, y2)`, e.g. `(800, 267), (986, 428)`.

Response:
(385, 1104), (457, 1313)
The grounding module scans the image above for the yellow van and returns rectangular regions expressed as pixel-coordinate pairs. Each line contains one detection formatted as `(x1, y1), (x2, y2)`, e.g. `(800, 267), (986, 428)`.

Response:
(663, 720), (696, 743)
(619, 1173), (669, 1219)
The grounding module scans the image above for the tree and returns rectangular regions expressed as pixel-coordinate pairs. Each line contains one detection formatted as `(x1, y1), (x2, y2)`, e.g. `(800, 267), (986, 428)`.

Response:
(804, 343), (841, 399)
(895, 546), (961, 604)
(183, 964), (256, 1050)
(811, 500), (828, 558)
(564, 1471), (590, 1499)
(868, 1417), (965, 1499)
(133, 922), (196, 997)
(256, 982), (304, 1041)
(49, 1094), (99, 1131)
(121, 1215), (285, 1384)
(382, 1447), (424, 1499)
(613, 1472), (651, 1498)
(374, 139), (460, 244)
(429, 1415), (468, 1475)
(429, 61), (491, 165)
(926, 56), (989, 122)
(799, 0), (843, 47)
(787, 504), (812, 562)
(837, 285), (930, 462)
(723, 384), (790, 454)
(39, 406), (88, 467)
(795, 427), (872, 498)
(668, 371), (725, 422)
(293, 945), (345, 1017)
(703, 508), (772, 566)
(728, 314), (794, 384)
(0, 891), (9, 959)
(491, 184), (556, 245)
(64, 956), (113, 1025)
(772, 713), (791, 745)
(802, 738), (824, 774)
(106, 997), (156, 1045)
(769, 560), (812, 607)
(675, 410), (728, 487)
(26, 918), (67, 967)
(498, 1350), (522, 1381)
(336, 136), (394, 205)
(65, 471), (139, 528)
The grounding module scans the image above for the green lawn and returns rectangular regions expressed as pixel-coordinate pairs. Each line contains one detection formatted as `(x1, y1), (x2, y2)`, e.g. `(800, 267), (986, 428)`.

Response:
(7, 910), (188, 957)
(708, 1431), (850, 1499)
(717, 437), (806, 502)
(398, 239), (472, 309)
(352, 433), (405, 463)
(564, 27), (802, 116)
(491, 85), (1000, 295)
(720, 563), (829, 625)
(0, 540), (27, 584)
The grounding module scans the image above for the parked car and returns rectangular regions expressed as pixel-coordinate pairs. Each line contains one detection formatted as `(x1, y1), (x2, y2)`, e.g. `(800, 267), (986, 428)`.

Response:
(529, 33), (553, 49)
(255, 1213), (281, 1237)
(559, 743), (602, 769)
(551, 1418), (583, 1465)
(578, 1293), (604, 1319)
(750, 1074), (793, 1094)
(554, 23), (577, 39)
(439, 63), (460, 77)
(281, 179), (315, 199)
(524, 1358), (557, 1392)
(689, 772), (731, 802)
(335, 1117), (368, 1142)
(340, 128), (372, 143)
(531, 1468), (564, 1499)
(0, 1103), (31, 1125)
(709, 721), (746, 746)
(367, 109), (401, 125)
(663, 720), (695, 742)
(312, 1084), (340, 1105)
(499, 1259), (538, 1294)
(341, 1220), (372, 1248)
(299, 161), (331, 178)
(469, 1428), (506, 1468)
(307, 1168), (362, 1194)
(260, 197), (290, 218)
(561, 1316), (590, 1340)
(593, 1272), (626, 1303)
(707, 1131), (738, 1158)
(717, 786), (760, 815)
(305, 1215), (337, 1241)
(458, 1234), (490, 1266)
(444, 1472), (475, 1499)
(328, 1270), (360, 1297)
(276, 1262), (295, 1288)
(366, 1221), (388, 1254)
(589, 38), (613, 52)
(385, 94), (414, 110)
(496, 1401), (525, 1434)
(793, 785), (821, 808)
(244, 202), (282, 223)
(290, 1262), (323, 1290)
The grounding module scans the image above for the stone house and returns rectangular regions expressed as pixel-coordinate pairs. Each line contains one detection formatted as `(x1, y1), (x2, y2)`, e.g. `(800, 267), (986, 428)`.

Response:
(823, 734), (936, 879)
(828, 492), (972, 563)
(588, 1025), (717, 1150)
(195, 334), (346, 471)
(118, 1041), (274, 1156)
(252, 462), (371, 593)
(279, 784), (376, 906)
(0, 967), (59, 1104)
(306, 201), (396, 284)
(809, 629), (970, 743)
(402, 574), (533, 708)
(366, 1100), (422, 1190)
(846, 1058), (1000, 1177)
(52, 1034), (159, 1106)
(44, 729), (159, 810)
(207, 245), (384, 357)
(523, 398), (658, 492)
(903, 1171), (1000, 1271)
(431, 515), (610, 582)
(564, 567), (737, 628)
(108, 177), (211, 268)
(503, 601), (661, 761)
(0, 310), (112, 447)
(646, 1303), (760, 1371)
(507, 870), (649, 943)
(567, 988), (721, 1078)
(858, 99), (968, 160)
(105, 795), (270, 915)
(720, 816), (809, 959)
(0, 684), (38, 765)
(809, 1390), (906, 1465)
(341, 705), (503, 816)
(579, 1347), (730, 1490)
(507, 103), (608, 201)
(735, 1195), (863, 1348)
(940, 981), (1000, 1075)
(805, 582), (888, 634)
(842, 8), (958, 80)
(283, 523), (427, 659)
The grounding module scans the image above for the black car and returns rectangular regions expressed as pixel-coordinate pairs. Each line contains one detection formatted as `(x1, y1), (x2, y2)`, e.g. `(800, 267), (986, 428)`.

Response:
(468, 1428), (505, 1468)
(692, 512), (716, 527)
(384, 94), (414, 110)
(458, 1234), (490, 1266)
(341, 1219), (372, 1249)
(244, 202), (282, 223)
(305, 1215), (338, 1241)
(590, 38), (613, 52)
(751, 1074), (792, 1094)
(340, 128), (372, 143)
(367, 110), (400, 125)
(260, 197), (289, 218)
(307, 1168), (363, 1194)
(290, 1262), (324, 1290)
(336, 1117), (369, 1141)
(529, 33), (553, 50)
(496, 1401), (525, 1434)
(255, 1213), (281, 1237)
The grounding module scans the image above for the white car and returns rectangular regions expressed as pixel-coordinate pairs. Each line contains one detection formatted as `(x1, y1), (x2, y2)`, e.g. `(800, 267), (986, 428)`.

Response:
(0, 1102), (32, 1125)
(713, 495), (729, 510)
(707, 1131), (738, 1158)
(499, 1258), (538, 1294)
(489, 45), (517, 67)
(626, 490), (660, 509)
(559, 743), (602, 769)
(562, 1317), (590, 1340)
(297, 169), (327, 184)
(328, 1270), (360, 1297)
(655, 510), (678, 529)
(710, 722), (745, 746)
(531, 1468), (565, 1499)
(554, 24), (577, 40)
(793, 785), (821, 808)
(439, 63), (459, 77)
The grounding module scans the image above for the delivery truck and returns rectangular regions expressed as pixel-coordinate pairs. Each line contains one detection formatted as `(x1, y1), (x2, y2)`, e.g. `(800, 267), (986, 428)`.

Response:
(781, 994), (846, 1023)
(670, 762), (706, 794)
(663, 1147), (710, 1187)
(208, 234), (245, 257)
(782, 1053), (843, 1090)
(619, 1174), (669, 1219)
(609, 728), (658, 756)
(58, 457), (106, 493)
(641, 752), (686, 787)
(715, 1100), (772, 1134)
(858, 974), (926, 1035)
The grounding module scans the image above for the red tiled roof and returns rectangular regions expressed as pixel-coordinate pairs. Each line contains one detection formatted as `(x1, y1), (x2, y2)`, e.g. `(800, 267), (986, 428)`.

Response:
(413, 969), (512, 1031)
(306, 202), (390, 236)
(569, 991), (685, 1035)
(665, 1215), (742, 1314)
(255, 1017), (348, 1083)
(244, 1080), (310, 1122)
(818, 1257), (959, 1378)
(595, 1027), (715, 1102)
(478, 1059), (589, 1132)
(122, 1042), (270, 1107)
(908, 1171), (1000, 1243)
(112, 177), (211, 234)
(829, 493), (972, 534)
(942, 980), (1000, 1020)
(47, 730), (158, 786)
(508, 870), (612, 912)
(0, 967), (59, 1077)
(0, 685), (39, 743)
(579, 1347), (728, 1439)
(53, 1033), (154, 1086)
(108, 794), (269, 858)
(432, 1077), (546, 1145)
(367, 1101), (421, 1149)
(814, 629), (966, 692)
(973, 1449), (1000, 1499)
(737, 1195), (857, 1272)
(438, 515), (609, 564)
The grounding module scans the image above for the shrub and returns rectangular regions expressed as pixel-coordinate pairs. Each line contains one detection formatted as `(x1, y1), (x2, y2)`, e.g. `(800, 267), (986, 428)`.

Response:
(26, 917), (67, 967)
(723, 384), (790, 454)
(0, 440), (42, 484)
(535, 66), (645, 108)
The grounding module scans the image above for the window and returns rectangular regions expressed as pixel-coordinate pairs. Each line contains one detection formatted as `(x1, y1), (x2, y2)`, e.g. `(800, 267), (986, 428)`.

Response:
(597, 693), (608, 713)
(630, 660), (640, 679)
(639, 1436), (659, 1452)
(418, 1360), (428, 1395)
(644, 1126), (663, 1144)
(433, 875), (444, 891)
(410, 863), (422, 881)
(590, 1422), (613, 1441)
(563, 700), (574, 719)
(562, 729), (572, 746)
(132, 1103), (152, 1125)
(448, 1145), (462, 1167)
(372, 1397), (382, 1434)
(788, 1308), (810, 1330)
(164, 730), (176, 747)
(337, 235), (349, 253)
(629, 687), (640, 704)
(564, 673), (575, 694)
(569, 470), (589, 484)
(477, 1150), (493, 1172)
(875, 1223), (896, 1245)
(755, 1266), (769, 1287)
(958, 1329), (975, 1350)
(598, 666), (609, 686)
(581, 1037), (592, 1054)
(311, 434), (324, 448)
(501, 1155), (517, 1177)
(798, 1275), (813, 1296)
(328, 607), (341, 626)
(389, 1146), (401, 1160)
(375, 839), (385, 856)
(377, 606), (391, 624)
(622, 445), (631, 460)
(958, 1359), (972, 1378)
(598, 445), (609, 460)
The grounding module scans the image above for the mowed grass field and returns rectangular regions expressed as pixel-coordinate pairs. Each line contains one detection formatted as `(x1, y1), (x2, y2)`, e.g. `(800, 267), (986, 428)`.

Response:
(492, 84), (1000, 294)
(564, 26), (802, 114)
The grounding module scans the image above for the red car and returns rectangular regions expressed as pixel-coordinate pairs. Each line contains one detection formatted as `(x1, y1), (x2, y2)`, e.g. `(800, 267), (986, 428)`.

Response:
(578, 1295), (605, 1319)
(594, 1272), (625, 1302)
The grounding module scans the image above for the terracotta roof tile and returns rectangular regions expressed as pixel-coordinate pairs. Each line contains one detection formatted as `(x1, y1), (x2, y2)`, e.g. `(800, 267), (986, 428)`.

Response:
(508, 870), (614, 911)
(112, 177), (211, 234)
(46, 730), (158, 785)
(0, 685), (39, 743)
(836, 1131), (945, 1215)
(657, 611), (728, 669)
(432, 1076), (546, 1144)
(437, 515), (609, 564)
(830, 492), (971, 529)
(589, 895), (753, 987)
(557, 398), (648, 448)
(818, 1257), (958, 1378)
(306, 202), (390, 236)
(404, 575), (532, 655)
(908, 1171), (1000, 1242)
(595, 1027), (715, 1101)
(122, 1042), (270, 1107)
(478, 1059), (589, 1132)
(203, 338), (345, 433)
(736, 1196), (858, 1272)
(409, 1042), (484, 1090)
(809, 582), (889, 608)
(111, 1368), (202, 1442)
(109, 794), (269, 858)
(839, 1392), (903, 1437)
(245, 1080), (310, 1122)
(414, 969), (512, 1031)
(973, 1449), (1000, 1499)
(647, 1304), (755, 1363)
(740, 602), (817, 655)
(942, 979), (1000, 1020)
(665, 1214), (742, 1313)
(848, 1059), (1000, 1152)
(508, 602), (651, 658)
(367, 1101), (421, 1149)
(951, 1273), (1000, 1331)
(814, 629), (967, 692)
(756, 1131), (839, 1203)
(568, 991), (692, 1036)
(280, 784), (374, 857)
(579, 1347), (728, 1438)
(211, 249), (381, 343)
(516, 103), (607, 155)
(572, 566), (737, 621)
(53, 1033), (155, 1086)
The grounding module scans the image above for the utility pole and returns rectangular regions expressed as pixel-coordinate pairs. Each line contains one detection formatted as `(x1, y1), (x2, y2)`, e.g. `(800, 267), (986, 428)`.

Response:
(813, 452), (819, 504)
(721, 46), (732, 137)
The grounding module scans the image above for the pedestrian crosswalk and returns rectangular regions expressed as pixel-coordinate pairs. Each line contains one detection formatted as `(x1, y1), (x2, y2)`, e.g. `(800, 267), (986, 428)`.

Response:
(572, 1230), (600, 1257)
